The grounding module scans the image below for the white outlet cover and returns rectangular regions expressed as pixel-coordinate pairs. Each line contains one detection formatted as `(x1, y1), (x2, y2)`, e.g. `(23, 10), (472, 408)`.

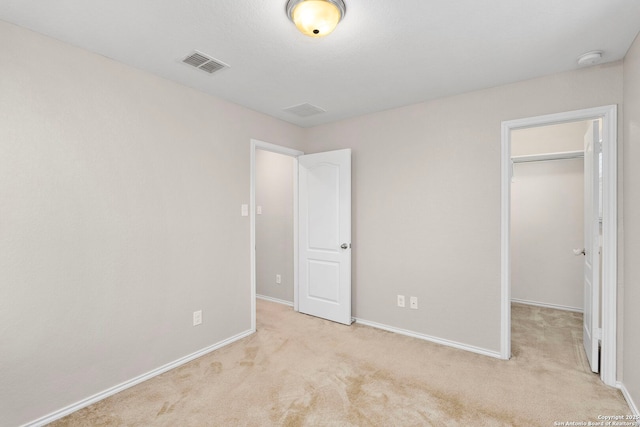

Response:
(276, 274), (281, 284)
(193, 310), (202, 326)
(410, 297), (418, 309)
(397, 295), (405, 307)
(241, 204), (249, 216)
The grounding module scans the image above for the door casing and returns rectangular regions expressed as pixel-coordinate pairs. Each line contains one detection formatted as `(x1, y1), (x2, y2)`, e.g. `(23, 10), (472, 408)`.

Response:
(500, 105), (618, 387)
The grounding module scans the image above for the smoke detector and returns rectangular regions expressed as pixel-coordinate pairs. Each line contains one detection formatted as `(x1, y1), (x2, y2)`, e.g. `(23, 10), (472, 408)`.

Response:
(577, 51), (603, 67)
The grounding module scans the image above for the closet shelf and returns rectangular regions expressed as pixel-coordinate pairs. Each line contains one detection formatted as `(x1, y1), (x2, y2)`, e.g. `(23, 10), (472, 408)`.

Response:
(511, 150), (584, 164)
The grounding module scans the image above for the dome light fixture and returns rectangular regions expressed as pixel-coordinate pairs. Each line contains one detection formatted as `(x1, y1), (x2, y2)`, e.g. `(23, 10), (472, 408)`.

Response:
(286, 0), (346, 38)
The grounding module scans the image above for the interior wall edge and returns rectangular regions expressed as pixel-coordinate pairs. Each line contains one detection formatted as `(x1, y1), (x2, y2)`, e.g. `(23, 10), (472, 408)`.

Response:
(256, 294), (294, 307)
(19, 329), (254, 427)
(618, 381), (640, 416)
(354, 317), (503, 360)
(511, 298), (583, 314)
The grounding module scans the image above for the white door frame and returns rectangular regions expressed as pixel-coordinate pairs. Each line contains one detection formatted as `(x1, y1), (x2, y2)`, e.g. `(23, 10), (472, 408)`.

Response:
(250, 139), (304, 331)
(500, 105), (618, 386)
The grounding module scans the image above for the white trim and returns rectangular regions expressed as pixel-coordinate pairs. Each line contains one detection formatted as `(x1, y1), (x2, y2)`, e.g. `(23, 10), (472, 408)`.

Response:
(501, 121), (512, 360)
(256, 294), (294, 307)
(292, 158), (300, 312)
(501, 105), (618, 386)
(600, 105), (618, 387)
(250, 139), (304, 331)
(511, 150), (584, 163)
(21, 329), (254, 427)
(354, 317), (502, 360)
(618, 382), (640, 416)
(511, 298), (583, 313)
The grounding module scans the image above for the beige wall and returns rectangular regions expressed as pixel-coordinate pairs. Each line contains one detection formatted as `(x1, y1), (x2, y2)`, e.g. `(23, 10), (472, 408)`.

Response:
(510, 123), (586, 310)
(623, 31), (640, 413)
(303, 62), (623, 353)
(0, 21), (304, 427)
(511, 121), (588, 156)
(256, 150), (295, 303)
(511, 158), (584, 310)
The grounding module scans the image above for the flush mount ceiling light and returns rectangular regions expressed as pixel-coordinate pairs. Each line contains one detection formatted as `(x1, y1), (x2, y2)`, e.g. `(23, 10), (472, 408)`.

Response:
(286, 0), (346, 38)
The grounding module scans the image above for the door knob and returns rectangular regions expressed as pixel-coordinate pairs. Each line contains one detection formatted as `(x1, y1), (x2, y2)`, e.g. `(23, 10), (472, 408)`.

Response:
(341, 243), (349, 249)
(573, 248), (586, 256)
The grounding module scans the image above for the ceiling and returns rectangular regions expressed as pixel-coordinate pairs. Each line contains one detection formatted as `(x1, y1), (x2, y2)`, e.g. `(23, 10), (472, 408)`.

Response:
(1, 0), (639, 127)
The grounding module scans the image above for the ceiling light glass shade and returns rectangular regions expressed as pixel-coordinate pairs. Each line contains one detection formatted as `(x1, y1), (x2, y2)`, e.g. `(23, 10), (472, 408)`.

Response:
(286, 0), (346, 38)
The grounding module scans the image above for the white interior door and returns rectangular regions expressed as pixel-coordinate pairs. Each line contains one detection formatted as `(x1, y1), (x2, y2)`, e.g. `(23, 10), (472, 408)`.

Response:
(583, 120), (601, 373)
(298, 149), (352, 325)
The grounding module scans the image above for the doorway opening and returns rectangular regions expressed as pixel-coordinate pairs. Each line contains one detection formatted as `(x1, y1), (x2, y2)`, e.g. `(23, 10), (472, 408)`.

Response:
(255, 149), (296, 306)
(500, 105), (617, 387)
(250, 139), (303, 332)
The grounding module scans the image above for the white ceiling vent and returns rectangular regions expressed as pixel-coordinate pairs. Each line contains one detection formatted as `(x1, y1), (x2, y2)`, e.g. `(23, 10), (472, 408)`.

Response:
(283, 103), (326, 117)
(182, 51), (228, 74)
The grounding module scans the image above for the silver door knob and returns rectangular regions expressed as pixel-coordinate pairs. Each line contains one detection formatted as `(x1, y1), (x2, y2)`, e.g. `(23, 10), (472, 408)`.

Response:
(341, 243), (349, 249)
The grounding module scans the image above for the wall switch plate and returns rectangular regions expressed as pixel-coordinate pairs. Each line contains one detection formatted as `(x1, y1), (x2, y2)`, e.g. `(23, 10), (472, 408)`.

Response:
(397, 295), (405, 308)
(193, 310), (202, 326)
(276, 274), (281, 284)
(410, 297), (418, 310)
(241, 204), (249, 216)
(257, 206), (263, 215)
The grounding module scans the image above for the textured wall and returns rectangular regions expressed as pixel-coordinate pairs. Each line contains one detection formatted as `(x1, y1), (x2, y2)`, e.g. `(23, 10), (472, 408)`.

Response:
(303, 62), (623, 353)
(256, 150), (295, 303)
(0, 21), (304, 427)
(623, 31), (640, 413)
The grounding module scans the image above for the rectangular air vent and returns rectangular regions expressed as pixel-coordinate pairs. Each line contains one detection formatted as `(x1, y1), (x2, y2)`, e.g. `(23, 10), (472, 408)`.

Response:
(182, 51), (228, 74)
(283, 103), (326, 117)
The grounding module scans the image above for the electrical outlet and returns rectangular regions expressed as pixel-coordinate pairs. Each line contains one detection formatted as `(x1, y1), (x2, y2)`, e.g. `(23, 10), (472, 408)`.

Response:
(193, 310), (202, 326)
(276, 274), (282, 284)
(257, 206), (263, 215)
(410, 297), (418, 310)
(397, 295), (405, 308)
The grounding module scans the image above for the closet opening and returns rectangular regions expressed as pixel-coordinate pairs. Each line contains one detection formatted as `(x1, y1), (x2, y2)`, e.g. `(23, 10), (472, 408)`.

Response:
(510, 120), (596, 374)
(500, 105), (617, 387)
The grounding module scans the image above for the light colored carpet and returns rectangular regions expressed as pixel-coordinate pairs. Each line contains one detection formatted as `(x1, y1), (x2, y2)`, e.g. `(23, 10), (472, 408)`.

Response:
(51, 301), (630, 426)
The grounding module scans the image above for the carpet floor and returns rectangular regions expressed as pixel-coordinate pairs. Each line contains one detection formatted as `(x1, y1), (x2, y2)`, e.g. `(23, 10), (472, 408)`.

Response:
(51, 301), (630, 426)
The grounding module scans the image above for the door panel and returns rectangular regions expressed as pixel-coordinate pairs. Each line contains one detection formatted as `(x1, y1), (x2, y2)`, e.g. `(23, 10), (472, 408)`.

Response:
(299, 149), (351, 325)
(308, 260), (340, 303)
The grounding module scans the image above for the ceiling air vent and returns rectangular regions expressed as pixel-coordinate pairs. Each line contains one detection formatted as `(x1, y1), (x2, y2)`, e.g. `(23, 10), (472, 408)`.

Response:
(182, 51), (228, 74)
(283, 103), (326, 117)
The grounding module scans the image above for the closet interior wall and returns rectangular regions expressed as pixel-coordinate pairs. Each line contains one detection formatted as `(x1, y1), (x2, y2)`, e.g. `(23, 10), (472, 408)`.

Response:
(510, 121), (591, 312)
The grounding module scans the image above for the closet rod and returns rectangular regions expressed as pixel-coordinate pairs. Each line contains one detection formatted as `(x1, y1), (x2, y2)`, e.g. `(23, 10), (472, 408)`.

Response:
(511, 150), (584, 164)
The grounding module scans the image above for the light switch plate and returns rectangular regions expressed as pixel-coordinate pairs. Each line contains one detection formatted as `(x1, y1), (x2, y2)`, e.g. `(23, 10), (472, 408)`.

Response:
(241, 204), (249, 216)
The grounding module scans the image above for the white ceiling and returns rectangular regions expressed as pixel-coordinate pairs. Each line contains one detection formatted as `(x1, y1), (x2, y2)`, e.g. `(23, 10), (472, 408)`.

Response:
(1, 0), (639, 127)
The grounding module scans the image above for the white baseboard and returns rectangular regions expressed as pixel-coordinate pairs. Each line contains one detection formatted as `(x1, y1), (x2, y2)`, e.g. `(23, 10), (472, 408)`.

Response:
(256, 294), (294, 307)
(618, 381), (640, 416)
(511, 298), (583, 313)
(22, 329), (255, 427)
(354, 317), (502, 359)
